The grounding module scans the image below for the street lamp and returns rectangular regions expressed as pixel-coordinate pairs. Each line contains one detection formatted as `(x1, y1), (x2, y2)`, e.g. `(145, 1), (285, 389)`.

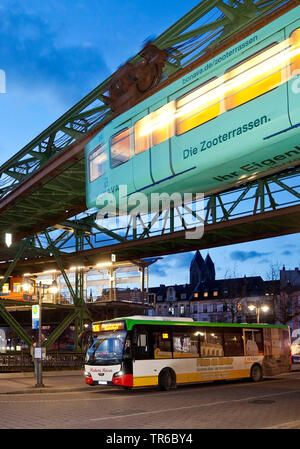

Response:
(50, 280), (58, 304)
(248, 304), (270, 323)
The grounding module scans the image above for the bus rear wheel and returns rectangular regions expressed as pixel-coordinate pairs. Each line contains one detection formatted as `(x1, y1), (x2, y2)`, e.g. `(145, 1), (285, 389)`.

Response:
(159, 369), (176, 391)
(250, 364), (263, 382)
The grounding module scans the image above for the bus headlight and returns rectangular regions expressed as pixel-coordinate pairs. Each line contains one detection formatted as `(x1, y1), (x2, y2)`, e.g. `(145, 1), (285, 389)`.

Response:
(113, 371), (124, 377)
(84, 371), (91, 377)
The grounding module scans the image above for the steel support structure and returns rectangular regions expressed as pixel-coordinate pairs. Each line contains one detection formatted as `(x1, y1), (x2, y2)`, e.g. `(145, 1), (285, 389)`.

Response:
(0, 0), (299, 357)
(0, 0), (295, 204)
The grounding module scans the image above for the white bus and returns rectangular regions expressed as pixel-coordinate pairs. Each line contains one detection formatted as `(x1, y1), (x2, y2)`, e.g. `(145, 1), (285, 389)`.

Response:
(84, 316), (291, 390)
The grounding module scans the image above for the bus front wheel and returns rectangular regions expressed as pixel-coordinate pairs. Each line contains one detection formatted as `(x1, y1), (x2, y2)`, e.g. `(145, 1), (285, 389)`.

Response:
(159, 369), (176, 391)
(250, 364), (263, 382)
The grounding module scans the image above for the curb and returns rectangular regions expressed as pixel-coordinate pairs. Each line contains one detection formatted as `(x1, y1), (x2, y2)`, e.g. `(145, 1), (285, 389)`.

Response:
(1, 386), (91, 395)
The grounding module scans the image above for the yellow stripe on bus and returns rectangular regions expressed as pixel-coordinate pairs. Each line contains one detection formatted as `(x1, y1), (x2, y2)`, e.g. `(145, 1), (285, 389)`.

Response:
(133, 369), (250, 387)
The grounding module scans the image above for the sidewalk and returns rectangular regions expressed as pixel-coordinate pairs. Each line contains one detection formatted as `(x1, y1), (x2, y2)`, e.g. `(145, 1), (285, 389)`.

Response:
(0, 370), (90, 395)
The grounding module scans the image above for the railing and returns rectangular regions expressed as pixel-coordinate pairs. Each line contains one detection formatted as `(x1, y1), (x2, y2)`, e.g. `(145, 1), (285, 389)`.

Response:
(0, 351), (85, 372)
(94, 290), (156, 307)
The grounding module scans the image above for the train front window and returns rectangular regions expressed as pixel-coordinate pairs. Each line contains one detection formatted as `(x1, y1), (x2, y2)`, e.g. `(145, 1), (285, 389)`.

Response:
(89, 145), (106, 182)
(110, 128), (131, 168)
(86, 330), (127, 365)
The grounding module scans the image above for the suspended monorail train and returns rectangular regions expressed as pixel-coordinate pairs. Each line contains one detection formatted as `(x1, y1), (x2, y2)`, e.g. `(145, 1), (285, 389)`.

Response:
(86, 6), (300, 214)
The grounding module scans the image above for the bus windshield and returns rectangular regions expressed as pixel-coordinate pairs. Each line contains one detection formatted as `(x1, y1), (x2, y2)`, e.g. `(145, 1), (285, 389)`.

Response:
(86, 330), (127, 365)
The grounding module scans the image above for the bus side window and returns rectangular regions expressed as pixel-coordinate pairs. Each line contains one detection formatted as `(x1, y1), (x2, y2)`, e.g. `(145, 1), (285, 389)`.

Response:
(223, 328), (244, 357)
(110, 128), (131, 168)
(135, 332), (149, 359)
(290, 28), (300, 73)
(153, 331), (172, 359)
(89, 144), (107, 182)
(225, 42), (283, 111)
(175, 77), (222, 135)
(199, 327), (224, 358)
(173, 331), (199, 358)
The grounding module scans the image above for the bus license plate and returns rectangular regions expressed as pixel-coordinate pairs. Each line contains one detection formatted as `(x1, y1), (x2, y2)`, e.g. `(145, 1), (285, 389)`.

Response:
(98, 381), (107, 385)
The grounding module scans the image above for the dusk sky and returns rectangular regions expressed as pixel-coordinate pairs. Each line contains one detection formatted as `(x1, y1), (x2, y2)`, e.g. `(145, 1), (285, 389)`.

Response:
(0, 0), (299, 287)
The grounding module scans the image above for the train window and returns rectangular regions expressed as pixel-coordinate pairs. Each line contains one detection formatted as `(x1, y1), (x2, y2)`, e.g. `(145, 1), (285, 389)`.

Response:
(176, 77), (222, 135)
(134, 115), (151, 154)
(110, 128), (131, 168)
(151, 102), (175, 146)
(89, 145), (106, 182)
(225, 42), (285, 110)
(290, 28), (300, 73)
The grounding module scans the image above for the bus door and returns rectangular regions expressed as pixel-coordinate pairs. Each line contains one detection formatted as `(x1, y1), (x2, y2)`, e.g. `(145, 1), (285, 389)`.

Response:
(149, 99), (175, 184)
(286, 21), (300, 126)
(243, 329), (264, 356)
(132, 110), (154, 192)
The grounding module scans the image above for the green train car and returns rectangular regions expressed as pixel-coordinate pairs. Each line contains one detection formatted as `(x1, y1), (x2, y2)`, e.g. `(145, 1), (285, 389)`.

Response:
(86, 5), (300, 213)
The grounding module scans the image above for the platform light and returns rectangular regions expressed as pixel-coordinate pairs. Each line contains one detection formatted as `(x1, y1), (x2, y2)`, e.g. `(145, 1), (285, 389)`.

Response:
(50, 280), (58, 295)
(5, 233), (12, 248)
(96, 262), (113, 268)
(22, 277), (30, 292)
(70, 266), (85, 271)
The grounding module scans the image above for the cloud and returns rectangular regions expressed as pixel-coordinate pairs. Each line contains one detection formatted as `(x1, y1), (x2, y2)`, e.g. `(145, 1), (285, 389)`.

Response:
(230, 250), (271, 262)
(0, 5), (109, 104)
(281, 250), (293, 256)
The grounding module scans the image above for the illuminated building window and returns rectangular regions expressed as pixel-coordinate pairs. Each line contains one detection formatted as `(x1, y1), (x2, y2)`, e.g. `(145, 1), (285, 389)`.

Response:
(13, 283), (21, 293)
(194, 292), (198, 298)
(110, 128), (131, 168)
(213, 290), (218, 297)
(203, 291), (208, 297)
(1, 283), (9, 293)
(89, 145), (106, 182)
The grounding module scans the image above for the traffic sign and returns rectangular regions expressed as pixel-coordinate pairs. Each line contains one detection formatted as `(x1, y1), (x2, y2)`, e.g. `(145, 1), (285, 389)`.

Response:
(32, 305), (40, 329)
